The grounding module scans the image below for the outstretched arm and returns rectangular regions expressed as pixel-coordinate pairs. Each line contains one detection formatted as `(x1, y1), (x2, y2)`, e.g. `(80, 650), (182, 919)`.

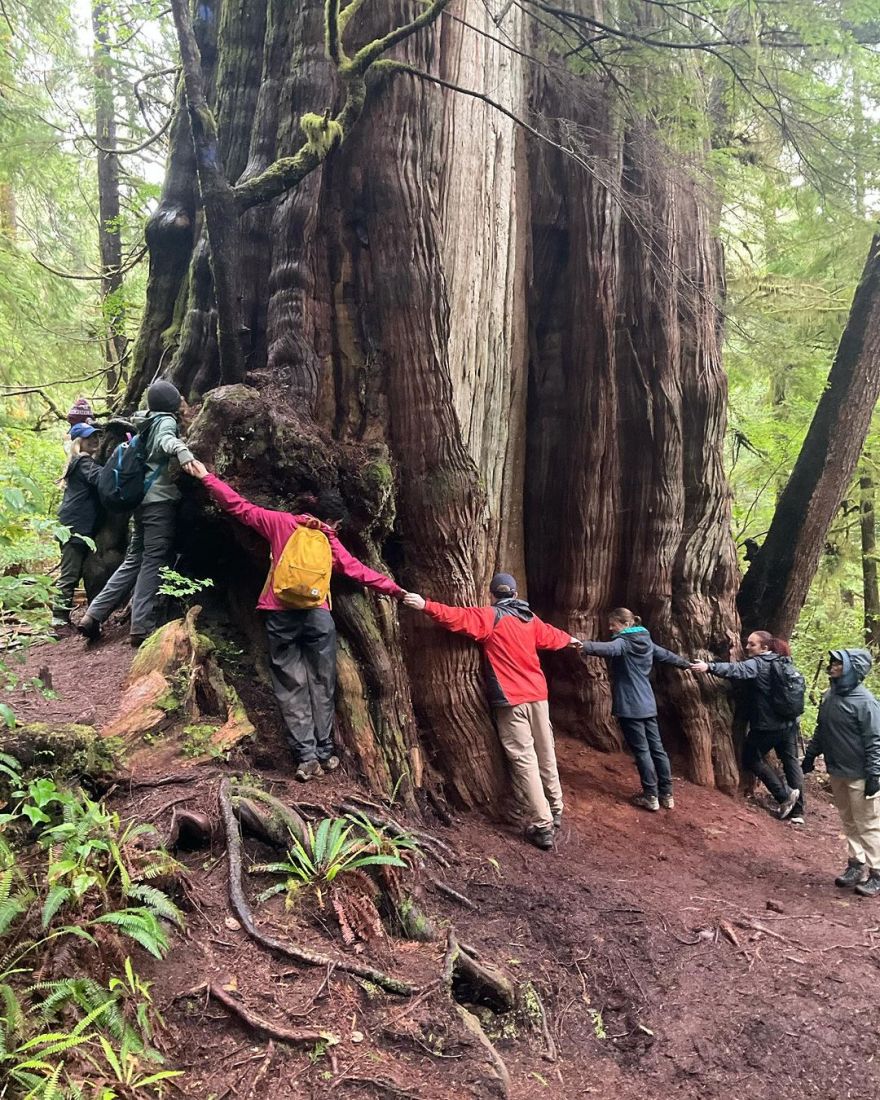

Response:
(404, 593), (495, 643)
(328, 531), (404, 599)
(200, 472), (281, 542)
(652, 644), (691, 669)
(692, 657), (760, 680)
(581, 637), (627, 658)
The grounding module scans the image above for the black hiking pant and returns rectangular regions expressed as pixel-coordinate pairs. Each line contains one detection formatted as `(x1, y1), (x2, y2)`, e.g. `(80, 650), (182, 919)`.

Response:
(56, 535), (92, 620)
(87, 502), (176, 637)
(618, 716), (673, 799)
(264, 609), (337, 765)
(743, 723), (805, 817)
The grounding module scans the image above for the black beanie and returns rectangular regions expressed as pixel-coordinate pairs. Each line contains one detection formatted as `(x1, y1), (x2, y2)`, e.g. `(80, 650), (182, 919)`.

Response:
(147, 380), (182, 413)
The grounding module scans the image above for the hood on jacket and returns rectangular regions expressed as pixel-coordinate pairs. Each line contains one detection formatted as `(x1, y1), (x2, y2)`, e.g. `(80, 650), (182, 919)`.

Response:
(830, 648), (872, 694)
(493, 597), (534, 623)
(133, 409), (176, 432)
(614, 624), (651, 656)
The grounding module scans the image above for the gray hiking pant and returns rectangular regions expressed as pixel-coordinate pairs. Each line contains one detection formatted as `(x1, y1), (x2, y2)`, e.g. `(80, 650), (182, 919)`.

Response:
(86, 502), (175, 637)
(264, 609), (337, 764)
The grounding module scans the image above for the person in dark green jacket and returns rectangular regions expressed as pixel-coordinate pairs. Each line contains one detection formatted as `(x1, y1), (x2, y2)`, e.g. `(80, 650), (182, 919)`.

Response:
(78, 380), (197, 646)
(580, 608), (690, 812)
(802, 649), (880, 896)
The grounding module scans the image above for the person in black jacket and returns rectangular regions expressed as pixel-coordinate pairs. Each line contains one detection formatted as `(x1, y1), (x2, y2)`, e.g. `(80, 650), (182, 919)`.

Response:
(802, 649), (880, 896)
(56, 423), (103, 622)
(580, 608), (690, 812)
(691, 630), (803, 822)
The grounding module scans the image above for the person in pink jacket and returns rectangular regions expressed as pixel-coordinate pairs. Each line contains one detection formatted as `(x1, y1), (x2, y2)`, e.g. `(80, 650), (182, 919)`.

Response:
(184, 461), (404, 780)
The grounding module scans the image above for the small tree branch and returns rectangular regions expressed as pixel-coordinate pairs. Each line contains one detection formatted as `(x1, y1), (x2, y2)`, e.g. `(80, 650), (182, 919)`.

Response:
(325, 0), (342, 64)
(348, 0), (451, 75)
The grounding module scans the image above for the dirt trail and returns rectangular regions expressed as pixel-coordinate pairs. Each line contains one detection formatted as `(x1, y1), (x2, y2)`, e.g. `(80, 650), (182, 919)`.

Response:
(7, 631), (880, 1099)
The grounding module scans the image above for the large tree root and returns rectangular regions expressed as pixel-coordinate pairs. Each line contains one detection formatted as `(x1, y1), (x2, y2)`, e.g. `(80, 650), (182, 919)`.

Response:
(230, 782), (309, 847)
(454, 1004), (511, 1097)
(204, 982), (339, 1045)
(219, 778), (415, 996)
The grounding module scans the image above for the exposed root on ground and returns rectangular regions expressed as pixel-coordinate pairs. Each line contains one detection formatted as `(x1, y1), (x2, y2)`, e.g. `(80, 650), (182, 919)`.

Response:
(184, 982), (340, 1045)
(219, 777), (416, 995)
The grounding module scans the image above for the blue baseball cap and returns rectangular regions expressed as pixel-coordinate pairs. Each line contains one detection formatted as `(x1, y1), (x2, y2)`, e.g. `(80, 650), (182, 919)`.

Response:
(69, 423), (101, 439)
(490, 573), (518, 596)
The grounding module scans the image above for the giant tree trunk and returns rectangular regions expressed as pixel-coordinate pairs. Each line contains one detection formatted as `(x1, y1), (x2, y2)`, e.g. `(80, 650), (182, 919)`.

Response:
(128, 1), (741, 803)
(861, 467), (880, 649)
(92, 1), (126, 393)
(738, 236), (880, 638)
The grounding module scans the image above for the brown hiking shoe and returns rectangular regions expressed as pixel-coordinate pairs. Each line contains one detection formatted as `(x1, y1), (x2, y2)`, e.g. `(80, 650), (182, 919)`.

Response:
(320, 755), (340, 773)
(294, 760), (323, 782)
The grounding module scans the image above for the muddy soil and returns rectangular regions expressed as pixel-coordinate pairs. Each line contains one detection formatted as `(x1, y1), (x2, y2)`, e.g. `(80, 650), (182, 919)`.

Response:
(8, 630), (879, 1100)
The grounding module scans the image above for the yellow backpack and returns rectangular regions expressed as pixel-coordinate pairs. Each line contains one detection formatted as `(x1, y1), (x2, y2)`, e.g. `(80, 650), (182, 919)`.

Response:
(272, 521), (333, 609)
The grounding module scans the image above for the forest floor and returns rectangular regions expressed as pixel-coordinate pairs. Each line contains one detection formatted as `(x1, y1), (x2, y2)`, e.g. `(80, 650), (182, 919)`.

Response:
(9, 619), (880, 1100)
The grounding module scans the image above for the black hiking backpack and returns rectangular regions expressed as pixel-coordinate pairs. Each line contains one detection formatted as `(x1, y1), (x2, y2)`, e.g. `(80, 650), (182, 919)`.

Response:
(97, 418), (167, 514)
(768, 656), (806, 719)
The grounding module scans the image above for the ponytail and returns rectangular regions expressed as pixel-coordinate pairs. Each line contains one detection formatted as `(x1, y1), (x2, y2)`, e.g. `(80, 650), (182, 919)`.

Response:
(752, 629), (791, 657)
(609, 607), (641, 627)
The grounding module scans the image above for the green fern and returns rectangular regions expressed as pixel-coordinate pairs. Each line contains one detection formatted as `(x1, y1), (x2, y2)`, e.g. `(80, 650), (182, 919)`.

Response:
(93, 909), (169, 959)
(124, 883), (184, 928)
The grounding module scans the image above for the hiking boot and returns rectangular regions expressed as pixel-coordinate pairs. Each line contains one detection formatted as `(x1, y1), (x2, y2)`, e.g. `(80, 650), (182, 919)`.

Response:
(130, 634), (148, 648)
(660, 794), (675, 810)
(294, 760), (323, 782)
(788, 815), (805, 826)
(777, 788), (801, 820)
(321, 755), (340, 773)
(632, 793), (660, 812)
(551, 811), (563, 830)
(525, 824), (555, 850)
(855, 871), (880, 898)
(835, 859), (867, 888)
(77, 614), (101, 641)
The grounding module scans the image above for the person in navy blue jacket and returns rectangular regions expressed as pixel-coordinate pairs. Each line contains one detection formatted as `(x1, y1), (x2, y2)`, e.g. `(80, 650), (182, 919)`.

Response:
(580, 608), (690, 811)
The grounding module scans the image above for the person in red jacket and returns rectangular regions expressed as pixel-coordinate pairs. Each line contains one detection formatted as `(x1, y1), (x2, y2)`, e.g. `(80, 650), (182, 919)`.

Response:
(404, 573), (579, 850)
(185, 461), (405, 780)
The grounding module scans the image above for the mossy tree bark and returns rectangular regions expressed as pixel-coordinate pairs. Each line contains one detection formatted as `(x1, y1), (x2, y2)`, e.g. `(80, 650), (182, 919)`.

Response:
(128, 1), (742, 802)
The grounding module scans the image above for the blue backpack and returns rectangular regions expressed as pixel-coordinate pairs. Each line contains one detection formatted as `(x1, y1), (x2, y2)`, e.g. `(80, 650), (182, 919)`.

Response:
(97, 418), (168, 513)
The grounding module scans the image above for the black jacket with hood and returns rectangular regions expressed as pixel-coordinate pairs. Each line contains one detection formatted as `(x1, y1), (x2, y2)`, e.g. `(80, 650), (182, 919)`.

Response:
(805, 648), (880, 780)
(57, 454), (103, 537)
(581, 626), (689, 719)
(706, 652), (791, 732)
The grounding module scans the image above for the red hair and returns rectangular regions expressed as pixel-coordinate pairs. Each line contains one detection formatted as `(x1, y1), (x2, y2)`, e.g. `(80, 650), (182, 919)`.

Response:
(751, 630), (791, 658)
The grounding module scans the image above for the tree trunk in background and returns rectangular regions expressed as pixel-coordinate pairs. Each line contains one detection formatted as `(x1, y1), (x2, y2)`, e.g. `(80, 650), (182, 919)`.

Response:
(738, 236), (880, 639)
(861, 468), (880, 649)
(128, 1), (741, 804)
(92, 1), (126, 395)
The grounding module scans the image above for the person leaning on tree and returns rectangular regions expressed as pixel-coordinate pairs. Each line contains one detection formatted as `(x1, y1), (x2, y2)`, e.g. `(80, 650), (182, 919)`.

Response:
(183, 460), (405, 781)
(579, 607), (690, 812)
(402, 573), (580, 852)
(802, 649), (880, 897)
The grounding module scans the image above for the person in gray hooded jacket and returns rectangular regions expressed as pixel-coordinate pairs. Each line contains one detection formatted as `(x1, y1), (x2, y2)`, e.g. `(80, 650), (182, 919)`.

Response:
(802, 649), (880, 896)
(78, 380), (197, 646)
(580, 608), (690, 812)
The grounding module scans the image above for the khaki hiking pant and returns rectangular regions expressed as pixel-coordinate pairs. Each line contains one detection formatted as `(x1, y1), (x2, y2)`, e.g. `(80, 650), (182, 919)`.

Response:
(830, 776), (880, 870)
(495, 700), (563, 830)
